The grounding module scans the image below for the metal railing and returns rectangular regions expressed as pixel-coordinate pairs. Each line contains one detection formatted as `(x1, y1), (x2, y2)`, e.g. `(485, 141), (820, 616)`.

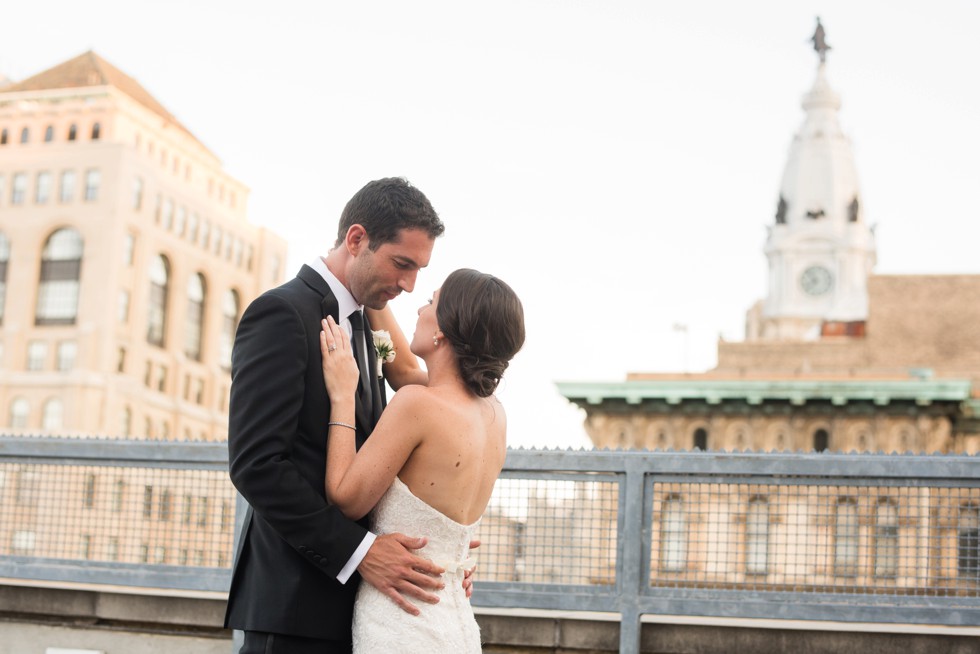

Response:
(0, 436), (978, 654)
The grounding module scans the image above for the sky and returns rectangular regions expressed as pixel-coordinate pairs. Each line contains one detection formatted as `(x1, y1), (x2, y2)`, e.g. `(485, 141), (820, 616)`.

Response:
(3, 1), (979, 449)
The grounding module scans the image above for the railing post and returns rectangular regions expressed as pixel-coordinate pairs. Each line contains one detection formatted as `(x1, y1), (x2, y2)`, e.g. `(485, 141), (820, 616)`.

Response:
(618, 456), (646, 654)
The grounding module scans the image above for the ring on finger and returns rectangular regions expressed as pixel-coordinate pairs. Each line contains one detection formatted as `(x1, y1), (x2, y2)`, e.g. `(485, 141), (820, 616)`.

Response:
(328, 344), (337, 352)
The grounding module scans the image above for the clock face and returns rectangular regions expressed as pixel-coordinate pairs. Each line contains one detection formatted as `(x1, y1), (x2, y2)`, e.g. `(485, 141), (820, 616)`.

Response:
(800, 265), (834, 296)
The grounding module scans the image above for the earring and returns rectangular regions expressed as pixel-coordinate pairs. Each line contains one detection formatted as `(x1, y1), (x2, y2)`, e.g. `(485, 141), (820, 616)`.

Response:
(433, 337), (440, 347)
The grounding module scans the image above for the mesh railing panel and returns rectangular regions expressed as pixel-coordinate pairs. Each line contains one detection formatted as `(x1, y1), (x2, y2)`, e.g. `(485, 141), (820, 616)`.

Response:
(649, 479), (980, 601)
(0, 462), (236, 569)
(477, 475), (620, 586)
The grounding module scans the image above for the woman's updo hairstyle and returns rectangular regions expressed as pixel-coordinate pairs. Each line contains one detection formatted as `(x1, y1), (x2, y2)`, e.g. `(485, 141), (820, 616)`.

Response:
(436, 268), (526, 398)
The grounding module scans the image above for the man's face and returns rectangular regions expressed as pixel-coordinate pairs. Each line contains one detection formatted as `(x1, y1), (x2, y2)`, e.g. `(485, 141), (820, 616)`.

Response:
(348, 227), (435, 310)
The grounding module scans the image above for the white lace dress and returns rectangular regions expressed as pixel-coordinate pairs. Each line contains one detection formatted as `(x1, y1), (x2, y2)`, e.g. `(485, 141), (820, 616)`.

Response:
(352, 477), (481, 653)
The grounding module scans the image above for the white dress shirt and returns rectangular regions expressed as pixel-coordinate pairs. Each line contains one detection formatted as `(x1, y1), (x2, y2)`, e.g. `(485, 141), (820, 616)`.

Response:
(310, 256), (377, 584)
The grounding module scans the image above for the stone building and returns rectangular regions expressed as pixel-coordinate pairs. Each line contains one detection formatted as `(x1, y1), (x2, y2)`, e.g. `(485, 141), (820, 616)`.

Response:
(0, 51), (287, 442)
(560, 32), (980, 457)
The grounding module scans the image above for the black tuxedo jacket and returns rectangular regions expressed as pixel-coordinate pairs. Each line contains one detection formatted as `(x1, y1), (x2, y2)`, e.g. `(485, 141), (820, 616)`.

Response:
(224, 265), (385, 639)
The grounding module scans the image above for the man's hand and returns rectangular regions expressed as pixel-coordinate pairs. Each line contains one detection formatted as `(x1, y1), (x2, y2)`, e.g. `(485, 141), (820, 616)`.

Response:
(462, 539), (480, 599)
(358, 533), (445, 616)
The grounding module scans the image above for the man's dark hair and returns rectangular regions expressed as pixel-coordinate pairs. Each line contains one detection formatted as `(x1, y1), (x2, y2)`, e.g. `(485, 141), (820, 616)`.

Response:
(336, 177), (444, 249)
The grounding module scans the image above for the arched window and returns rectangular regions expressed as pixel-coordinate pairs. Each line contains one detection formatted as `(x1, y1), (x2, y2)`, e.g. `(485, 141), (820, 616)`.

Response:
(44, 125), (54, 142)
(746, 497), (770, 574)
(67, 124), (77, 141)
(10, 397), (29, 428)
(874, 499), (899, 577)
(219, 289), (240, 369)
(36, 228), (83, 325)
(184, 273), (206, 360)
(660, 495), (687, 572)
(19, 127), (29, 144)
(147, 255), (170, 346)
(121, 405), (132, 437)
(834, 498), (859, 576)
(693, 428), (708, 451)
(91, 122), (101, 140)
(0, 232), (9, 325)
(959, 504), (979, 581)
(42, 398), (64, 431)
(813, 429), (830, 453)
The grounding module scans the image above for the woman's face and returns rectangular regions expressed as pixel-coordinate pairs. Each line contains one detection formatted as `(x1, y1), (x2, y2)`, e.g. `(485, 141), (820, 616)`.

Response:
(410, 288), (441, 356)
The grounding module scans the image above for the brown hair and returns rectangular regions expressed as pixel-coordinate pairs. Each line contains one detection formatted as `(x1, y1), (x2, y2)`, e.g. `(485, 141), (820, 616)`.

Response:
(436, 269), (526, 397)
(335, 177), (444, 249)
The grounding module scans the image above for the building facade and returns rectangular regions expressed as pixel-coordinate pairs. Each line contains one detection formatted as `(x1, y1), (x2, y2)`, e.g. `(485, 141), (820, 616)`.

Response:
(0, 51), (288, 442)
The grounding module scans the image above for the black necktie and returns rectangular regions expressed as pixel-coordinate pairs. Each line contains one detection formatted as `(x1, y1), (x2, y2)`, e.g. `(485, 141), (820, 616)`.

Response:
(348, 310), (373, 404)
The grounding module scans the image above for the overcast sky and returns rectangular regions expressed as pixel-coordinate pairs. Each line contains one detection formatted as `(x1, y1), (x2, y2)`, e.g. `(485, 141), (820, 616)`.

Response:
(3, 1), (979, 448)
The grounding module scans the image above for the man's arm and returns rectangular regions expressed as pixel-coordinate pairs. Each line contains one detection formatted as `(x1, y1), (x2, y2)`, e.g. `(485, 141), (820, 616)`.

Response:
(228, 293), (365, 577)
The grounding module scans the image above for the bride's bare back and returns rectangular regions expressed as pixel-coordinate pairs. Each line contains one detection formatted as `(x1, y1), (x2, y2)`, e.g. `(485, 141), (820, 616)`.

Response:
(395, 385), (506, 525)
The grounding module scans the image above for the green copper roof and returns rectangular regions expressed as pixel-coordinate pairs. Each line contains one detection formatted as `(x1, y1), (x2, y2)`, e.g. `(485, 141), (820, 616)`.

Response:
(556, 379), (973, 406)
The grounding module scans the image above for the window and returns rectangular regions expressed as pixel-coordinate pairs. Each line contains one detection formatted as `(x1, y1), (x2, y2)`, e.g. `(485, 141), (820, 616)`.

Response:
(693, 428), (708, 451)
(660, 496), (687, 572)
(746, 497), (770, 574)
(194, 378), (205, 405)
(0, 128), (7, 145)
(11, 172), (27, 204)
(834, 498), (859, 576)
(185, 274), (206, 360)
(0, 233), (9, 324)
(183, 495), (193, 524)
(188, 212), (200, 242)
(132, 176), (143, 210)
(120, 405), (131, 437)
(118, 289), (130, 323)
(12, 531), (35, 553)
(112, 479), (125, 512)
(117, 346), (126, 373)
(67, 124), (77, 141)
(84, 169), (100, 201)
(156, 365), (167, 393)
(27, 341), (47, 371)
(147, 255), (170, 346)
(234, 238), (243, 266)
(176, 206), (187, 236)
(35, 171), (52, 204)
(36, 228), (83, 325)
(83, 473), (97, 508)
(16, 469), (39, 505)
(220, 289), (240, 369)
(159, 489), (172, 521)
(814, 429), (830, 453)
(19, 127), (28, 144)
(162, 198), (174, 229)
(143, 485), (154, 518)
(959, 504), (979, 580)
(57, 341), (77, 371)
(91, 122), (101, 140)
(81, 534), (92, 559)
(10, 398), (29, 428)
(42, 398), (63, 431)
(44, 125), (54, 142)
(197, 496), (209, 527)
(60, 170), (76, 203)
(874, 500), (899, 577)
(123, 233), (135, 266)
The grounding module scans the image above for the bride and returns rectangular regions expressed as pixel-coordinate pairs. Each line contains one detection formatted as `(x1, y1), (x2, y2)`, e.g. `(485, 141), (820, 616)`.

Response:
(319, 268), (525, 652)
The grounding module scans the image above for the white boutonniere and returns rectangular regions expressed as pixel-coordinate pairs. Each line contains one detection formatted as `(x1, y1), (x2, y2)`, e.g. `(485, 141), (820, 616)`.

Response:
(373, 330), (395, 377)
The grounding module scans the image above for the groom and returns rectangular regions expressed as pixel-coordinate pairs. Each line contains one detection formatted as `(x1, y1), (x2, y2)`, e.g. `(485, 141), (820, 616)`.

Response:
(225, 178), (447, 653)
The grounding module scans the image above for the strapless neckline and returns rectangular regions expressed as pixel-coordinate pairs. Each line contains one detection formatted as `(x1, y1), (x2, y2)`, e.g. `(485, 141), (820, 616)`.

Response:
(391, 476), (481, 529)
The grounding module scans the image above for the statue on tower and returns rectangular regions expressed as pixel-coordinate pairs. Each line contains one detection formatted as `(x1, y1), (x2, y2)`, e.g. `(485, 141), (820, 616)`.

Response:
(811, 17), (831, 63)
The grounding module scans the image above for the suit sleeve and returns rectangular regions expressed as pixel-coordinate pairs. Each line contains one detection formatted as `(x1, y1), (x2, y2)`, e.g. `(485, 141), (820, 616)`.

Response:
(227, 292), (367, 578)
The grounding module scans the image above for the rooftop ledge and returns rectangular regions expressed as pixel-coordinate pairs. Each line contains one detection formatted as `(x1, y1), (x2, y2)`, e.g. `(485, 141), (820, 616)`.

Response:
(556, 379), (973, 406)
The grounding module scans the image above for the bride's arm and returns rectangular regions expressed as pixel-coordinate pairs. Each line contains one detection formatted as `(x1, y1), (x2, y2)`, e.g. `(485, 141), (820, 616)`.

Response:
(320, 318), (425, 520)
(366, 305), (428, 389)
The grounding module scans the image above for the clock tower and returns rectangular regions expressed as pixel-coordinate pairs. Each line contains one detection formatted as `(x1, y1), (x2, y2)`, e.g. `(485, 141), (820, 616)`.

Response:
(748, 20), (877, 341)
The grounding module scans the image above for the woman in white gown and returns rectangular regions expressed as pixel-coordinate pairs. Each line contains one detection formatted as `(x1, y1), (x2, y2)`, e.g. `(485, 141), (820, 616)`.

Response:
(319, 268), (525, 653)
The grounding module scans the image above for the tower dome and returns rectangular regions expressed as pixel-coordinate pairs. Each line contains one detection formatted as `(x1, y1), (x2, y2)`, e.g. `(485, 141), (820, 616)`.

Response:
(752, 19), (877, 341)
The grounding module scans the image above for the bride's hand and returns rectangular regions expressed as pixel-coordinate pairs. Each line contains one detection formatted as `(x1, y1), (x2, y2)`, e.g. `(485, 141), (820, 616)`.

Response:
(320, 317), (359, 402)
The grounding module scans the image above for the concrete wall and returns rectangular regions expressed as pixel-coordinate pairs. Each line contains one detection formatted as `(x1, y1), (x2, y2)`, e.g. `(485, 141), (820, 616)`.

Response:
(1, 583), (977, 654)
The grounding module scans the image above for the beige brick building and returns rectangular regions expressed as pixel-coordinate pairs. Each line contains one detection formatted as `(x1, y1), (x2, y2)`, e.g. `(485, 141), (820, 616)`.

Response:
(0, 51), (287, 442)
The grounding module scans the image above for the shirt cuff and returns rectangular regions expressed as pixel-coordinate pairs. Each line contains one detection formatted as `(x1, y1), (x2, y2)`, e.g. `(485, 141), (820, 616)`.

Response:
(337, 532), (376, 584)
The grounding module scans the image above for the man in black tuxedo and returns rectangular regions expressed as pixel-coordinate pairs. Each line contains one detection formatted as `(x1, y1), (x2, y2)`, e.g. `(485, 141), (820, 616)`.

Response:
(225, 178), (446, 653)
